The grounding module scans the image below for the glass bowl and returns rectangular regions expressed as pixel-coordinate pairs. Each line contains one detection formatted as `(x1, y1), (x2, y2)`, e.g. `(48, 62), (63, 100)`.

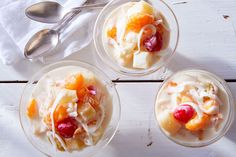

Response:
(19, 60), (121, 157)
(93, 0), (179, 76)
(154, 69), (235, 147)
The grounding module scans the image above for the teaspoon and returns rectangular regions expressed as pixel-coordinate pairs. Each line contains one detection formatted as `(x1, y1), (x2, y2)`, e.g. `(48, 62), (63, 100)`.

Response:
(25, 1), (107, 23)
(24, 10), (80, 59)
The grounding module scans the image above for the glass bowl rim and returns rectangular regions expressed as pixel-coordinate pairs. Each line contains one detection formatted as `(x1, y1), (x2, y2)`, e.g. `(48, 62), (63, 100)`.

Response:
(93, 0), (180, 76)
(154, 68), (235, 147)
(19, 60), (121, 156)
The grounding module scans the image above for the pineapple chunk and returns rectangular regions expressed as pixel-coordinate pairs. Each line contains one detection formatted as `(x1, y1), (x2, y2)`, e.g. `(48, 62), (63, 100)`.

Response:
(133, 51), (152, 69)
(158, 110), (182, 135)
(78, 102), (96, 122)
(127, 0), (154, 17)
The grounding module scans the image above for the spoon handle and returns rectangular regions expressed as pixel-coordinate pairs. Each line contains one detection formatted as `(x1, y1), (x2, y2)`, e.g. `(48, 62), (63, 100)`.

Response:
(70, 2), (108, 11)
(53, 9), (81, 33)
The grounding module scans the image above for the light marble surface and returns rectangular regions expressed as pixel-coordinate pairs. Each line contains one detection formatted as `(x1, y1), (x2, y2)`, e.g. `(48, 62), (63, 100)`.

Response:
(0, 0), (236, 156)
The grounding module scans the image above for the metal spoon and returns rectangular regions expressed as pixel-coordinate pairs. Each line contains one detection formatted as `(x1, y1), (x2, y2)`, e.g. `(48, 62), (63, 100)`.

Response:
(25, 1), (107, 23)
(24, 10), (81, 59)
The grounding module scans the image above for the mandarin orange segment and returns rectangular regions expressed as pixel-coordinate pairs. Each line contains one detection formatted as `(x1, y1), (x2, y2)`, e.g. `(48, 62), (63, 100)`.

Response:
(107, 27), (117, 39)
(168, 81), (178, 87)
(27, 98), (38, 119)
(126, 13), (154, 33)
(77, 87), (88, 102)
(65, 73), (84, 90)
(54, 104), (69, 123)
(185, 113), (210, 131)
(203, 96), (211, 103)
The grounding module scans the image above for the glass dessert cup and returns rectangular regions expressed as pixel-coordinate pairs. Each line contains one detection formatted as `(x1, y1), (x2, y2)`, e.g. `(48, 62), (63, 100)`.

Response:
(19, 60), (121, 157)
(93, 0), (179, 76)
(155, 69), (235, 147)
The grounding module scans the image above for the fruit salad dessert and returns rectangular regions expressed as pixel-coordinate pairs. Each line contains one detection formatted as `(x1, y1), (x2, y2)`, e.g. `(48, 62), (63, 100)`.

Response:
(102, 0), (170, 69)
(155, 70), (233, 145)
(26, 66), (112, 152)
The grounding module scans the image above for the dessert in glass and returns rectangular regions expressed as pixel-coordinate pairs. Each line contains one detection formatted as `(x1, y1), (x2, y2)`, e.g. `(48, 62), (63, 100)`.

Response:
(19, 61), (120, 157)
(94, 0), (179, 75)
(155, 69), (234, 147)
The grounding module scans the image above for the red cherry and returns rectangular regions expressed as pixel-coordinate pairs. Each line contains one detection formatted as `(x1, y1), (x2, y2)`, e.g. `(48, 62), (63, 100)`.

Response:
(56, 117), (78, 138)
(173, 104), (195, 123)
(143, 31), (162, 52)
(87, 85), (97, 95)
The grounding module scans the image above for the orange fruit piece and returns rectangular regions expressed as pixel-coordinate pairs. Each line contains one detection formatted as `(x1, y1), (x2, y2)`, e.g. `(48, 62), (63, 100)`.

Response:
(185, 113), (210, 131)
(107, 27), (117, 39)
(126, 13), (154, 33)
(27, 98), (38, 119)
(76, 87), (88, 102)
(54, 104), (68, 123)
(168, 81), (178, 87)
(65, 73), (84, 90)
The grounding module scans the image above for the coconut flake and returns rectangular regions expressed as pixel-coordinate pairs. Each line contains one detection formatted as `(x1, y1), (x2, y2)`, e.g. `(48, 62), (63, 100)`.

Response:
(50, 91), (67, 137)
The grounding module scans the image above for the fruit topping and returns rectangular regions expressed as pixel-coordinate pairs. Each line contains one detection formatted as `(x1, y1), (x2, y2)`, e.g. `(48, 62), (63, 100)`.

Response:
(185, 113), (210, 131)
(57, 117), (78, 138)
(54, 104), (69, 123)
(65, 73), (84, 90)
(87, 85), (97, 95)
(158, 110), (182, 135)
(77, 102), (97, 122)
(173, 104), (196, 123)
(143, 31), (162, 52)
(107, 27), (117, 39)
(126, 13), (154, 33)
(168, 81), (178, 87)
(27, 98), (38, 119)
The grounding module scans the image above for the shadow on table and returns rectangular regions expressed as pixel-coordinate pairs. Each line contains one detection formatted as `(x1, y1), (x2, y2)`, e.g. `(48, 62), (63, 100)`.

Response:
(104, 125), (236, 157)
(11, 59), (44, 80)
(225, 112), (236, 142)
(163, 51), (235, 79)
(10, 48), (236, 81)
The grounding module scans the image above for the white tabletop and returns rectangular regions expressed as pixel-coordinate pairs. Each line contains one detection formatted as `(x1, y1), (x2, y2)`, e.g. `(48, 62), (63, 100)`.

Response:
(0, 0), (236, 156)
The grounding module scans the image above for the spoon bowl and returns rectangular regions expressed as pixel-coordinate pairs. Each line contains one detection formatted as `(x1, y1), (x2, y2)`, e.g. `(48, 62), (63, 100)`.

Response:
(26, 1), (64, 23)
(25, 1), (108, 23)
(24, 29), (59, 59)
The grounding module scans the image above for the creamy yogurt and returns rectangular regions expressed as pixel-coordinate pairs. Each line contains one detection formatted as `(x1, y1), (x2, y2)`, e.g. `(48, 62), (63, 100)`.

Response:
(102, 0), (170, 69)
(27, 66), (112, 152)
(155, 70), (232, 146)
